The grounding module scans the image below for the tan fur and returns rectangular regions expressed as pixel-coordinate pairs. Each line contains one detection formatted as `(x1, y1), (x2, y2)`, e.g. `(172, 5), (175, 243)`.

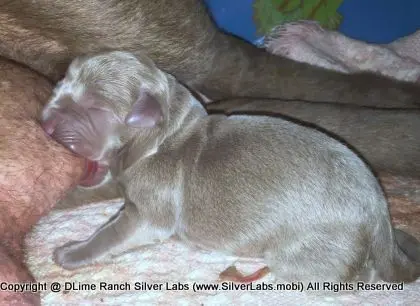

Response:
(0, 0), (420, 107)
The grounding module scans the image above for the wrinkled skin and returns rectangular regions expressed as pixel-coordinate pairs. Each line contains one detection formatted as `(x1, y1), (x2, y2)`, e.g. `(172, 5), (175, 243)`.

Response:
(0, 58), (84, 305)
(41, 52), (176, 191)
(41, 93), (118, 186)
(40, 53), (148, 187)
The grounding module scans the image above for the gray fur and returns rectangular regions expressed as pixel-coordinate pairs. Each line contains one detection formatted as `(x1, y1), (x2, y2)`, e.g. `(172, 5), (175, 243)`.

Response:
(1, 0), (420, 107)
(46, 51), (420, 284)
(207, 98), (420, 178)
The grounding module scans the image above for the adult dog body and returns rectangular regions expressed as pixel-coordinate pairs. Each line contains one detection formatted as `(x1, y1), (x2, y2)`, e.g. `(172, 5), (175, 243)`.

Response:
(1, 0), (420, 108)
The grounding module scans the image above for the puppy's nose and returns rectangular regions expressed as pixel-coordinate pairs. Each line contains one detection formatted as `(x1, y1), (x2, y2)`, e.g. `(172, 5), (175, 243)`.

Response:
(41, 117), (58, 135)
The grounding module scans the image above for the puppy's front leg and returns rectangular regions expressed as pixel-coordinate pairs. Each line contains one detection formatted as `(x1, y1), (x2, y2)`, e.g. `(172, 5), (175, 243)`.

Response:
(53, 201), (138, 270)
(53, 200), (170, 270)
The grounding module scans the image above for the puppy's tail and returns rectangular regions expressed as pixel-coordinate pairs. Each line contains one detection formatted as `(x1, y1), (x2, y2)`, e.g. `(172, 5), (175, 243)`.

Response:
(371, 215), (420, 283)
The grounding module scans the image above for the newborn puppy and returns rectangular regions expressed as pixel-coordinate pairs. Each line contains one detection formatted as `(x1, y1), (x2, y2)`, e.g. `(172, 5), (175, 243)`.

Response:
(42, 51), (420, 284)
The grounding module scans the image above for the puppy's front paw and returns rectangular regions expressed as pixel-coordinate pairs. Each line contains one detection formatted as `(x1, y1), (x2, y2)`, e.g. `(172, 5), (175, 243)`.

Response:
(53, 240), (92, 270)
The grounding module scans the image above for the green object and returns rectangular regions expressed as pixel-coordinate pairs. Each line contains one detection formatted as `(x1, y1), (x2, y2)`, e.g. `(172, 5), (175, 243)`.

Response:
(253, 0), (344, 35)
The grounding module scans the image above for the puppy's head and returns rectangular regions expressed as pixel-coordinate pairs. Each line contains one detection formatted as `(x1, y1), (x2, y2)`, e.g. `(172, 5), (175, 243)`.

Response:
(41, 51), (169, 186)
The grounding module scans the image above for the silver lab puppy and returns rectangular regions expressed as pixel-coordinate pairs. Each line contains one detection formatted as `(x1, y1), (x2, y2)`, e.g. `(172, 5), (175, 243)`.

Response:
(42, 51), (420, 284)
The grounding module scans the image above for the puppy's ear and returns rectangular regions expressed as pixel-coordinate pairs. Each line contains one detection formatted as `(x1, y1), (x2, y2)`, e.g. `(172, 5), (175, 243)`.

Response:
(125, 91), (163, 128)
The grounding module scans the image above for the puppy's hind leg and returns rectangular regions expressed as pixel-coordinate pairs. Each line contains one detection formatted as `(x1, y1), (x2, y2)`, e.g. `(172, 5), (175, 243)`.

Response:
(265, 228), (369, 286)
(53, 200), (172, 270)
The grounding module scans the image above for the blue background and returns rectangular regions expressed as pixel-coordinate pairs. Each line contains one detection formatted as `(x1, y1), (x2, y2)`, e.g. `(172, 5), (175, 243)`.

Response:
(204, 0), (420, 44)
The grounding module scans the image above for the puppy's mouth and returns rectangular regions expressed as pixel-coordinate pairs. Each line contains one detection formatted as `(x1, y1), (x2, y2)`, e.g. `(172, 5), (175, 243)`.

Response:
(41, 115), (110, 188)
(79, 159), (109, 187)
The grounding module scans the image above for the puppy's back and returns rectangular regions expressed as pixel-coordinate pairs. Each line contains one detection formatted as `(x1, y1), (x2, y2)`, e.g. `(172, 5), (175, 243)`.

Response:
(178, 114), (380, 249)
